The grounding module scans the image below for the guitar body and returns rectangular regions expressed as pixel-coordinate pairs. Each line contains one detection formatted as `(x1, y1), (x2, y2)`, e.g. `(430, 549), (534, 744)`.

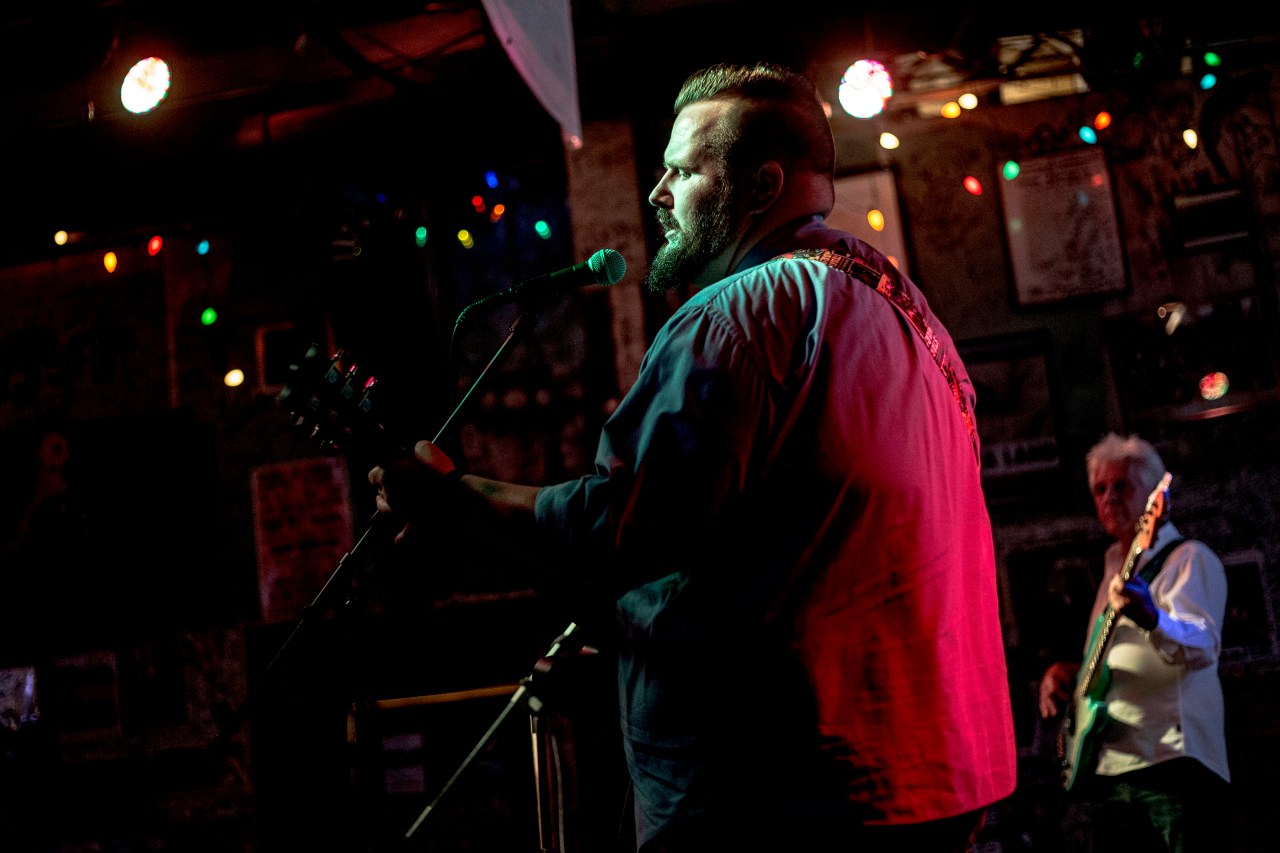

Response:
(1059, 613), (1115, 791)
(1056, 471), (1172, 792)
(1062, 693), (1108, 792)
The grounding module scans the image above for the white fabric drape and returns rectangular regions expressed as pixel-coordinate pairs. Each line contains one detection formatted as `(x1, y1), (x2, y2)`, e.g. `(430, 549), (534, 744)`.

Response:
(480, 0), (584, 148)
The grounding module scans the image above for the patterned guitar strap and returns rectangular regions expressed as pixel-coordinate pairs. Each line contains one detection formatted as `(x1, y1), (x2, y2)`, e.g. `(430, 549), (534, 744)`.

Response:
(1139, 536), (1186, 584)
(772, 248), (981, 468)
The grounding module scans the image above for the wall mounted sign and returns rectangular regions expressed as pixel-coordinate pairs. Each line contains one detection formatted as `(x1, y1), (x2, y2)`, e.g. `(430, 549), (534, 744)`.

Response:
(999, 148), (1128, 306)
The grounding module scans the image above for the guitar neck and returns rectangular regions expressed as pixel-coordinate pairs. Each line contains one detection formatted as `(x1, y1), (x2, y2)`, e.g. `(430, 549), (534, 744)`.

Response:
(1075, 525), (1152, 698)
(1074, 471), (1171, 699)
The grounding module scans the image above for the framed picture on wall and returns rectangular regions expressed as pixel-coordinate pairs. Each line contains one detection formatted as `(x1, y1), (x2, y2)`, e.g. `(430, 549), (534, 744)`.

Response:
(959, 330), (1066, 506)
(1220, 550), (1279, 666)
(998, 148), (1128, 306)
(828, 167), (910, 275)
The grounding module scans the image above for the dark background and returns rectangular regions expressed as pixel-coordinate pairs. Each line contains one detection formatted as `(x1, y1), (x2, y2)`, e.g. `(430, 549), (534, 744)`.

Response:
(2, 3), (1279, 852)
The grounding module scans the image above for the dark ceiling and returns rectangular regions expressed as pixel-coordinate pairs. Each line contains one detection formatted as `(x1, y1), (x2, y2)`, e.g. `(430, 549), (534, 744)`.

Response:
(0, 1), (1271, 263)
(6, 2), (1268, 151)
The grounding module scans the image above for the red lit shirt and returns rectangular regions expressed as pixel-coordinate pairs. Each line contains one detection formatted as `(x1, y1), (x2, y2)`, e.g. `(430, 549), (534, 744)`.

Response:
(535, 217), (1017, 846)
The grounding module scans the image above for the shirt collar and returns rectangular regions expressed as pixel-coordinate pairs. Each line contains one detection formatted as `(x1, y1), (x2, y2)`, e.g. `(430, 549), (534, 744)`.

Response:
(733, 215), (853, 273)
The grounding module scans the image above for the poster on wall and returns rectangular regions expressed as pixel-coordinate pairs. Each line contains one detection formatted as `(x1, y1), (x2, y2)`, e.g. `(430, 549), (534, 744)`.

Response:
(49, 650), (122, 759)
(828, 168), (910, 276)
(999, 148), (1128, 306)
(251, 457), (354, 624)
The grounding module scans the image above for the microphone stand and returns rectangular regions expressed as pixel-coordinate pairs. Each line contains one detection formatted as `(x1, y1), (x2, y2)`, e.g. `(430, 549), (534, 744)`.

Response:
(398, 304), (586, 851)
(204, 508), (391, 767)
(403, 623), (592, 851)
(209, 299), (583, 851)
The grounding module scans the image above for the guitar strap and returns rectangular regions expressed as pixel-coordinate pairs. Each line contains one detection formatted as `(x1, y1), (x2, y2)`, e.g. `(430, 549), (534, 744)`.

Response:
(771, 248), (981, 467)
(1138, 536), (1186, 584)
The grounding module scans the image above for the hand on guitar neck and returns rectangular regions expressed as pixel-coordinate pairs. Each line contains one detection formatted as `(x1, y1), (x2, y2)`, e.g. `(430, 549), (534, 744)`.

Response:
(370, 439), (463, 544)
(1040, 546), (1162, 718)
(276, 344), (545, 550)
(1106, 571), (1159, 632)
(276, 344), (468, 543)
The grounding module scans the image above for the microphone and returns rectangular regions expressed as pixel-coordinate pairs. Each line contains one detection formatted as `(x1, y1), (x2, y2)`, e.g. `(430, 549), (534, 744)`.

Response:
(468, 248), (626, 311)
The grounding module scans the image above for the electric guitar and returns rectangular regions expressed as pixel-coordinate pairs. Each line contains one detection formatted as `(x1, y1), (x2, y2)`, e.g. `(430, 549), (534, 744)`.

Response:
(1058, 470), (1172, 792)
(275, 340), (610, 653)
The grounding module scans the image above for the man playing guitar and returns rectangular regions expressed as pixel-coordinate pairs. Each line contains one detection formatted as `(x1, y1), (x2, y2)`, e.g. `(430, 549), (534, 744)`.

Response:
(1038, 432), (1231, 852)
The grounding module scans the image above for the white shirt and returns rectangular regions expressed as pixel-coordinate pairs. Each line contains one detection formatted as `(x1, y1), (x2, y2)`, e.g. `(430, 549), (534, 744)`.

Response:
(1086, 520), (1231, 782)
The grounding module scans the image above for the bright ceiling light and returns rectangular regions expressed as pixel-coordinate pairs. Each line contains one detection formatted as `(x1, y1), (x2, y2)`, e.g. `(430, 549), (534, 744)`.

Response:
(838, 60), (893, 119)
(121, 57), (171, 114)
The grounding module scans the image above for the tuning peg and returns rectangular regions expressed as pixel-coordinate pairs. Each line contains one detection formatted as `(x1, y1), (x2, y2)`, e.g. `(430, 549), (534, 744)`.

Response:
(357, 375), (378, 413)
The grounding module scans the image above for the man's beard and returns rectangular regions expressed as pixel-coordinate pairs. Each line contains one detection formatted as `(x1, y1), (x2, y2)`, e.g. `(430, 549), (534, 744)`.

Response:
(643, 183), (739, 293)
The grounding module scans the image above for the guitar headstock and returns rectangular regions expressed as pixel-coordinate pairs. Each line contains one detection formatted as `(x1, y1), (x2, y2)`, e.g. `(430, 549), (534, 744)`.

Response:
(277, 344), (402, 459)
(1133, 471), (1174, 550)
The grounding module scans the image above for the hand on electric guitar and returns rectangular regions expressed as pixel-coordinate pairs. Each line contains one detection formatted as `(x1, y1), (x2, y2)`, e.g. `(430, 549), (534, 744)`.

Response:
(1038, 661), (1080, 719)
(280, 343), (541, 552)
(1107, 573), (1159, 631)
(369, 440), (461, 544)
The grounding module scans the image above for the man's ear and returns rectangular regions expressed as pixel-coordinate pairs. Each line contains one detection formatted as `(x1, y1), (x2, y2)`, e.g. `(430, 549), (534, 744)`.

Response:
(748, 161), (784, 212)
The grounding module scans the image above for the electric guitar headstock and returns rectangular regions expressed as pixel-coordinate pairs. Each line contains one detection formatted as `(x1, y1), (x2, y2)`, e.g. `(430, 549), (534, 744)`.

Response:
(1129, 471), (1173, 558)
(277, 344), (406, 462)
